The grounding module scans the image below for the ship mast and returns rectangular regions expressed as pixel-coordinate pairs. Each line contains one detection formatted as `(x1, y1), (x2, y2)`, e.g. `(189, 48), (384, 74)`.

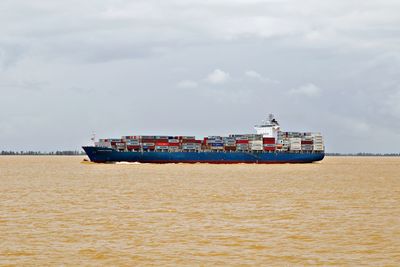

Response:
(90, 132), (96, 146)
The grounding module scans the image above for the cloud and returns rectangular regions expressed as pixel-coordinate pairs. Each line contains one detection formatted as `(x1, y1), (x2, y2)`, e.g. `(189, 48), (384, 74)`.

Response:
(205, 69), (230, 84)
(288, 83), (322, 97)
(245, 70), (262, 79)
(177, 79), (198, 89)
(244, 70), (280, 83)
(2, 0), (400, 152)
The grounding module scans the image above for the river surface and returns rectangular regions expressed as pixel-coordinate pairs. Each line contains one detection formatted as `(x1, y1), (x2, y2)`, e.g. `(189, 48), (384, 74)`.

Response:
(0, 156), (399, 266)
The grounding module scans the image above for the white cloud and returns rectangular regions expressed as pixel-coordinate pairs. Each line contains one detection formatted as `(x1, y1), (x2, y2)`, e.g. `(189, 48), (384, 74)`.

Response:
(245, 70), (263, 79)
(205, 69), (230, 84)
(288, 83), (322, 97)
(177, 79), (198, 89)
(244, 70), (279, 83)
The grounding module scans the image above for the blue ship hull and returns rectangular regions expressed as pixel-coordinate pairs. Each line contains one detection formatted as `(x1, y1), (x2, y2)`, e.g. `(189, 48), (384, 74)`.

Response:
(82, 146), (324, 164)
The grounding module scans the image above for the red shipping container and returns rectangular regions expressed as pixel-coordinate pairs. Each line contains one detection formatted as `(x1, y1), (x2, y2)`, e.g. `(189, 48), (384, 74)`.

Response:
(181, 139), (196, 143)
(264, 147), (276, 151)
(236, 140), (249, 144)
(141, 139), (156, 143)
(301, 140), (313, 144)
(168, 143), (180, 147)
(155, 139), (168, 143)
(263, 137), (275, 144)
(155, 142), (169, 146)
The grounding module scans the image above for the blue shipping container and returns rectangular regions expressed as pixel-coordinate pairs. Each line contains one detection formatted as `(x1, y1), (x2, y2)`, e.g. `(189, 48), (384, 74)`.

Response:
(211, 143), (224, 147)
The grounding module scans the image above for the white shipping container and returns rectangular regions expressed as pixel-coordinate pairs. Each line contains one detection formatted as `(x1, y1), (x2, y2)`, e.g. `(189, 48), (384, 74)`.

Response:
(289, 137), (301, 143)
(236, 144), (249, 148)
(249, 140), (263, 145)
(95, 142), (112, 148)
(290, 143), (301, 150)
(142, 143), (155, 146)
(155, 136), (169, 139)
(313, 144), (324, 150)
(182, 136), (196, 139)
(263, 144), (276, 147)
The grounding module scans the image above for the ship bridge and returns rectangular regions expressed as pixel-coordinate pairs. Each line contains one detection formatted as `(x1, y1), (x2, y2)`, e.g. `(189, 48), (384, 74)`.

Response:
(254, 114), (280, 139)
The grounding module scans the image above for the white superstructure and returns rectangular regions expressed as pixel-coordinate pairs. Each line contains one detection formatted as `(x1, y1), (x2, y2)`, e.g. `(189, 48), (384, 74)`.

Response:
(254, 114), (281, 139)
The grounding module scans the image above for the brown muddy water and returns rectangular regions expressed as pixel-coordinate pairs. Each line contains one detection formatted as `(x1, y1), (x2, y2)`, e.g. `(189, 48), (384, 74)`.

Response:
(0, 156), (399, 266)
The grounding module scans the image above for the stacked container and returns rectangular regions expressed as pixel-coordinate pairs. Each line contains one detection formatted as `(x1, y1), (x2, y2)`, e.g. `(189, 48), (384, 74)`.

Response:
(301, 134), (314, 151)
(235, 136), (249, 151)
(223, 137), (236, 151)
(263, 137), (276, 152)
(126, 138), (140, 151)
(207, 136), (224, 151)
(94, 130), (324, 153)
(289, 137), (301, 151)
(312, 133), (324, 151)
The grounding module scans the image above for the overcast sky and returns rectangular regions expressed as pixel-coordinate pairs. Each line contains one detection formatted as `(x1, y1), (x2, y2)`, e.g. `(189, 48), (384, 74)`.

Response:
(1, 0), (400, 153)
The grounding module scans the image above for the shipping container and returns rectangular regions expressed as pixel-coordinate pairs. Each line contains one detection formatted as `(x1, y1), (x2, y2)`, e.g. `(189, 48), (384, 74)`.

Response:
(155, 142), (169, 146)
(142, 142), (155, 146)
(141, 139), (157, 143)
(263, 144), (276, 147)
(168, 143), (180, 147)
(289, 138), (302, 144)
(313, 144), (324, 151)
(155, 146), (169, 150)
(140, 136), (155, 140)
(263, 137), (275, 144)
(210, 146), (224, 150)
(210, 143), (224, 147)
(181, 136), (196, 140)
(290, 145), (302, 151)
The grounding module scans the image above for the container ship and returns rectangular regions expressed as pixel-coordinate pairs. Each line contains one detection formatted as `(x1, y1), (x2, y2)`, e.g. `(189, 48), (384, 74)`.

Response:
(82, 115), (325, 163)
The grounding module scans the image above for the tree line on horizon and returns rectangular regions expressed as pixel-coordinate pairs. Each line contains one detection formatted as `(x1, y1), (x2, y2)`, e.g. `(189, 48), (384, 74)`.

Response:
(326, 153), (400, 156)
(1, 150), (85, 155)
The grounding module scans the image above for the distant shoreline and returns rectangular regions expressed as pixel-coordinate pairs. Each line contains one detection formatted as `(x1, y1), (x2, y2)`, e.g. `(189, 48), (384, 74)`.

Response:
(326, 153), (400, 157)
(1, 151), (85, 156)
(0, 151), (399, 157)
